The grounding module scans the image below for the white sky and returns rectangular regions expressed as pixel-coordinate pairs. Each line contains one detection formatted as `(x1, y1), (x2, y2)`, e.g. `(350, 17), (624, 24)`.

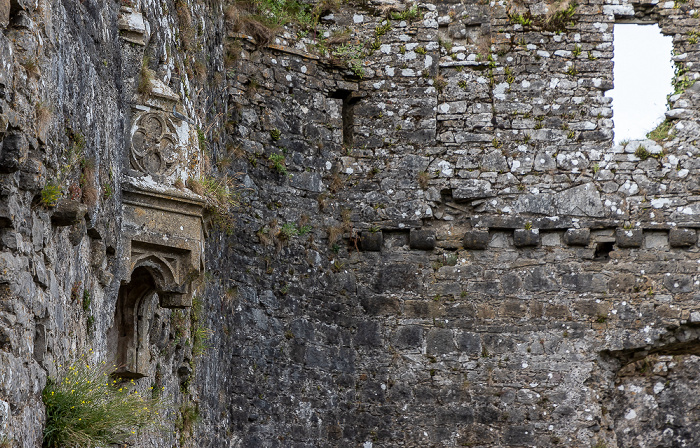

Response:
(607, 24), (674, 143)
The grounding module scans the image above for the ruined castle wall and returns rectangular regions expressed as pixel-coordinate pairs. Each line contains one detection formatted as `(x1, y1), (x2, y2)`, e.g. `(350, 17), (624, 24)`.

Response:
(1, 0), (700, 446)
(195, 0), (700, 446)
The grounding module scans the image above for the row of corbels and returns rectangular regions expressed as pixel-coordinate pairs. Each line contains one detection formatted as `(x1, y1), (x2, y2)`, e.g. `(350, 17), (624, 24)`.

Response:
(355, 227), (699, 251)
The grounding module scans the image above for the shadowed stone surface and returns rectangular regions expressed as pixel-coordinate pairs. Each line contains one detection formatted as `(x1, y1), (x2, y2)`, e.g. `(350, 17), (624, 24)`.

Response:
(1, 0), (700, 446)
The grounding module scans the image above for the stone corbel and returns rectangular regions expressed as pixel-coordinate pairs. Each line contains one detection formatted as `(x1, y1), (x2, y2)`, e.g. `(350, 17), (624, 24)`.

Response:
(118, 6), (150, 46)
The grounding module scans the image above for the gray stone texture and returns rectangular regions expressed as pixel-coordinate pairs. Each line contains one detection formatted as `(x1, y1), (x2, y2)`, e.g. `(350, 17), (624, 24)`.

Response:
(463, 229), (490, 249)
(1, 0), (700, 447)
(513, 229), (540, 247)
(616, 228), (643, 248)
(669, 228), (697, 247)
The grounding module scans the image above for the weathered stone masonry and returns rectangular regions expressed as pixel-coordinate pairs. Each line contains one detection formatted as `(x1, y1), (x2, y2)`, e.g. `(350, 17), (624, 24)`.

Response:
(1, 0), (700, 446)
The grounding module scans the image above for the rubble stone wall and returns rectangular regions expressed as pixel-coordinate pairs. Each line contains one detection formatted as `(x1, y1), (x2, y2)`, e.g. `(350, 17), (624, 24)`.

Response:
(1, 0), (699, 446)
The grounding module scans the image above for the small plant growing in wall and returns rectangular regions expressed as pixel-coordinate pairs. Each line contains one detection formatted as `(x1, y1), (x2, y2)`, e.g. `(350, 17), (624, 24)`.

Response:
(175, 401), (200, 444)
(509, 12), (532, 27)
(268, 153), (287, 175)
(646, 119), (674, 142)
(390, 4), (420, 21)
(417, 171), (430, 189)
(634, 144), (650, 160)
(41, 183), (62, 207)
(279, 222), (299, 240)
(187, 175), (241, 234)
(42, 355), (164, 447)
(270, 129), (281, 141)
(433, 75), (447, 93)
(137, 57), (153, 95)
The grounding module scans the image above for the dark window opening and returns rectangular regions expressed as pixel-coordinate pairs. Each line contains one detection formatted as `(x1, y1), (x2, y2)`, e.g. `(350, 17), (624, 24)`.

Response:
(594, 241), (615, 261)
(329, 89), (360, 147)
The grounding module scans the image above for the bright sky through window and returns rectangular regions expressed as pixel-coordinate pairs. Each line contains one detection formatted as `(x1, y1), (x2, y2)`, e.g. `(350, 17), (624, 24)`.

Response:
(608, 24), (674, 143)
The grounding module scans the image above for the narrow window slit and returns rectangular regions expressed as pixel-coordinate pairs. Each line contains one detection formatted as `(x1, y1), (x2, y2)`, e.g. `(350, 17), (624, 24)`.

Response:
(329, 89), (360, 147)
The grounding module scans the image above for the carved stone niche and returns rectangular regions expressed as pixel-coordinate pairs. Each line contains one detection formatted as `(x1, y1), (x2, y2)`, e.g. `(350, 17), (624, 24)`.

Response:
(110, 182), (205, 377)
(121, 183), (205, 308)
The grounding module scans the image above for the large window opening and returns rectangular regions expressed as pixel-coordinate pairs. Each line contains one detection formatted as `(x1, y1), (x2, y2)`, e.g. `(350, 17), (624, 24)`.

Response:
(608, 24), (674, 143)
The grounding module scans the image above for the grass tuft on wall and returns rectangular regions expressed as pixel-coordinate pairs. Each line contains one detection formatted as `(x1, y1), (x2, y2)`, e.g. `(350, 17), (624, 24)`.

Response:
(42, 356), (164, 448)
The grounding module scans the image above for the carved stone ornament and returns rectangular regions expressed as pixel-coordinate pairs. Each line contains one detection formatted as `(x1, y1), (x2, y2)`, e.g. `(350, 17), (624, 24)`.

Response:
(130, 112), (181, 176)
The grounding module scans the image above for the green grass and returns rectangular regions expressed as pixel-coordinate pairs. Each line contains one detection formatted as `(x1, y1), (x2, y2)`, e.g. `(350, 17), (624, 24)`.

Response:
(189, 175), (241, 234)
(510, 13), (532, 26)
(268, 153), (287, 175)
(390, 5), (420, 21)
(279, 222), (298, 239)
(647, 119), (674, 142)
(235, 0), (316, 31)
(190, 296), (211, 358)
(42, 356), (164, 447)
(41, 183), (62, 207)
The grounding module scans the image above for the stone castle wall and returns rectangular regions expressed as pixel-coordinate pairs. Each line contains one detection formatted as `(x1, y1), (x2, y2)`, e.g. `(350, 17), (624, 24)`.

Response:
(0, 0), (699, 446)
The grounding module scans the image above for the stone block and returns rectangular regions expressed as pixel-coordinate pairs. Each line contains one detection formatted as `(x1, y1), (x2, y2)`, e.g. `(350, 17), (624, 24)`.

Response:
(644, 231), (668, 249)
(663, 275), (693, 293)
(159, 292), (191, 308)
(51, 200), (87, 226)
(0, 0), (9, 28)
(409, 229), (436, 250)
(360, 295), (399, 315)
(669, 228), (697, 247)
(513, 229), (539, 247)
(0, 132), (28, 173)
(359, 231), (382, 251)
(463, 229), (489, 249)
(393, 325), (423, 349)
(616, 228), (642, 248)
(451, 179), (493, 200)
(457, 332), (481, 355)
(354, 321), (381, 347)
(426, 328), (455, 355)
(563, 228), (590, 246)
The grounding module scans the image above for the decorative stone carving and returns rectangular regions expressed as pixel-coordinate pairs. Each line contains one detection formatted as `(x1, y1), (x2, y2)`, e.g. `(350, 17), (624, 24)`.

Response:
(110, 181), (205, 378)
(121, 182), (205, 309)
(130, 112), (182, 177)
